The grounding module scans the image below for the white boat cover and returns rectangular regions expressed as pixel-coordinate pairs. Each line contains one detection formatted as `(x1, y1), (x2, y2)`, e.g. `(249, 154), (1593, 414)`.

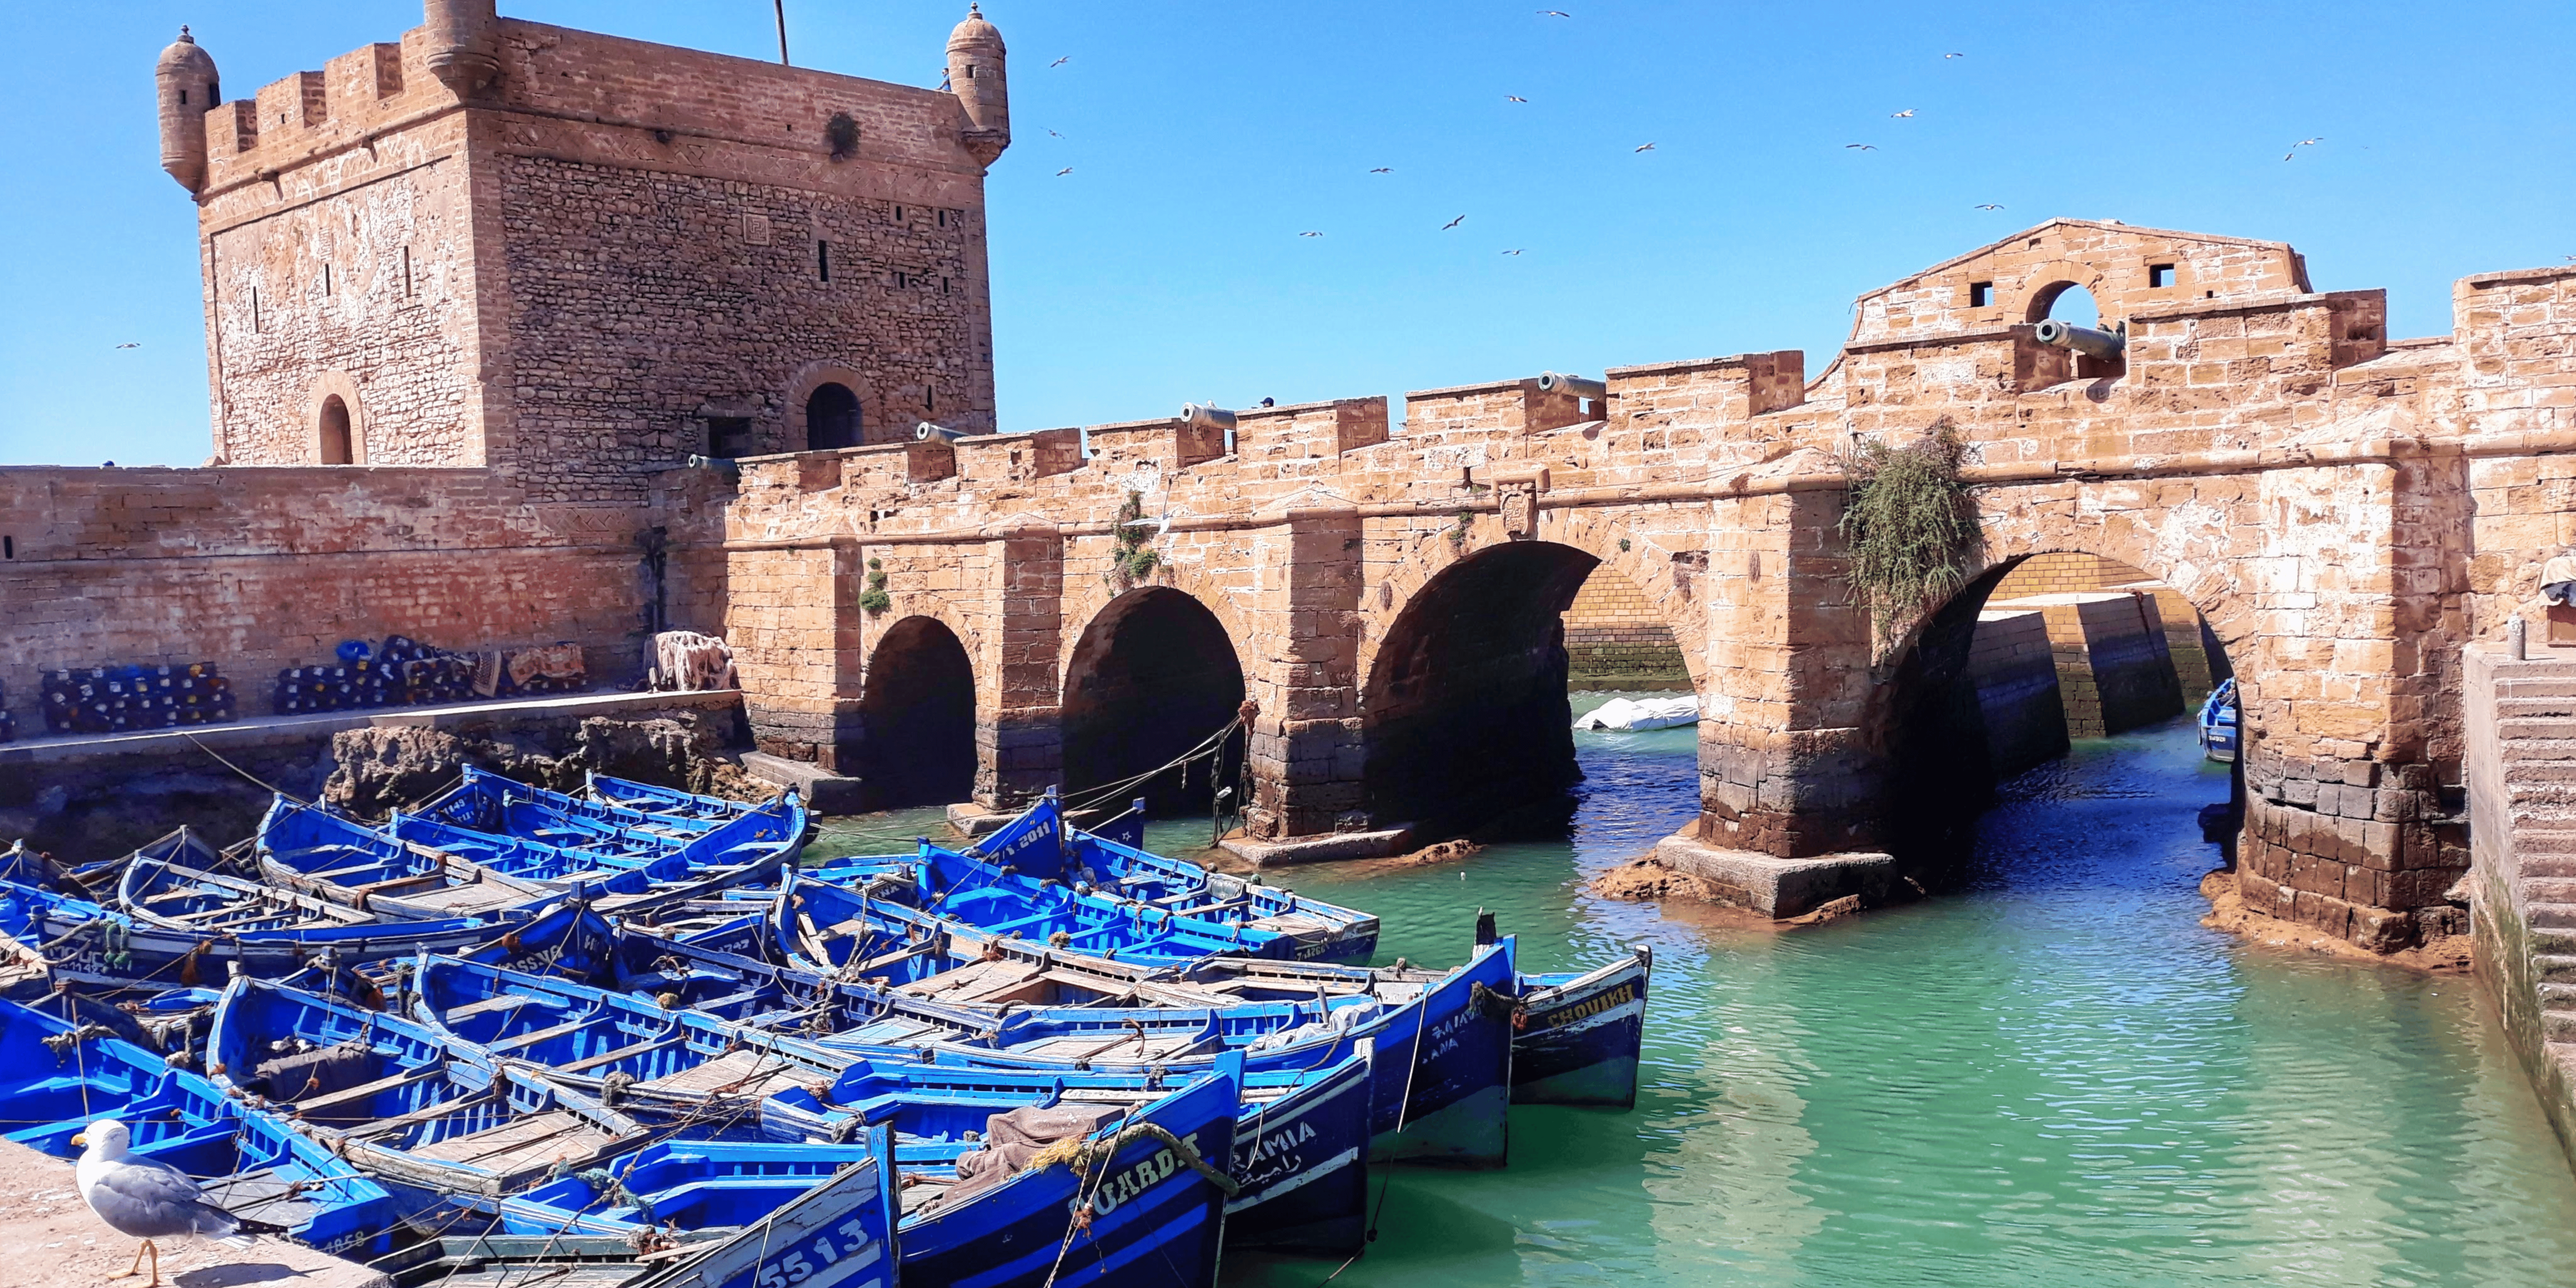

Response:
(1572, 696), (1699, 731)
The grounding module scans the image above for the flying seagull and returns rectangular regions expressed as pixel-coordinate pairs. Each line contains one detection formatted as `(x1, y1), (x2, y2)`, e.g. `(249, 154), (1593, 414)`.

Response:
(1844, 143), (1877, 150)
(1944, 51), (1966, 58)
(2282, 137), (2323, 160)
(1502, 249), (1525, 256)
(1538, 8), (1572, 15)
(1369, 167), (1394, 173)
(76, 1120), (284, 1288)
(1634, 142), (1656, 152)
(1891, 109), (1916, 118)
(1506, 95), (1528, 103)
(1299, 231), (1324, 237)
(1055, 166), (1074, 176)
(1442, 215), (1466, 230)
(115, 342), (141, 349)
(1047, 129), (1065, 138)
(1050, 56), (1070, 67)
(1974, 203), (2005, 210)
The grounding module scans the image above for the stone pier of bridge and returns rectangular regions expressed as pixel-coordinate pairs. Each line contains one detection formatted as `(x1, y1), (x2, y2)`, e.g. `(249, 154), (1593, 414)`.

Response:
(701, 218), (2576, 954)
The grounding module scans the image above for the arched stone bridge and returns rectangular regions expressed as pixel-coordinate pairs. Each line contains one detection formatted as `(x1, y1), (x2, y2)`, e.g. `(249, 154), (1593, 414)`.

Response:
(694, 219), (2576, 951)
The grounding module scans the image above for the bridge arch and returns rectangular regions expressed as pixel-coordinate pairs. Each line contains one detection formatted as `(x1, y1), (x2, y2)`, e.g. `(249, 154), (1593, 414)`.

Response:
(1358, 512), (1707, 839)
(1061, 584), (1248, 815)
(856, 614), (976, 807)
(1865, 522), (2253, 869)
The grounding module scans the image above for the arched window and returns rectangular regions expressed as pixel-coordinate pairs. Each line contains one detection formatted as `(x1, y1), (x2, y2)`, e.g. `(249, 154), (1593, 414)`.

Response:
(318, 396), (354, 464)
(806, 382), (862, 451)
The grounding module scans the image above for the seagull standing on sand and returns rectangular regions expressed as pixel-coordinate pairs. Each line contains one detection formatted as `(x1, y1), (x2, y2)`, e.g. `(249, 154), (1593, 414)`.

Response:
(75, 1120), (281, 1288)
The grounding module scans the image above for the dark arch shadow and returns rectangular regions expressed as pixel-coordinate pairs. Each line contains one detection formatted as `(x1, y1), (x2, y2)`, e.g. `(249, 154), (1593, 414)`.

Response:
(1363, 542), (1601, 839)
(1062, 587), (1246, 815)
(1872, 552), (2239, 881)
(856, 616), (976, 808)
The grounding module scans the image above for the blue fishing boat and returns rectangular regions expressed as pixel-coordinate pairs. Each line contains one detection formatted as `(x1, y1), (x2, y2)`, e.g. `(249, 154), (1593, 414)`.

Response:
(420, 766), (740, 847)
(0, 861), (570, 989)
(964, 795), (1379, 963)
(208, 976), (661, 1199)
(659, 897), (1512, 1169)
(776, 864), (1298, 967)
(2198, 678), (2239, 763)
(0, 997), (403, 1255)
(411, 952), (1379, 1256)
(1509, 947), (1651, 1108)
(498, 1054), (1244, 1288)
(587, 773), (771, 823)
(256, 796), (803, 921)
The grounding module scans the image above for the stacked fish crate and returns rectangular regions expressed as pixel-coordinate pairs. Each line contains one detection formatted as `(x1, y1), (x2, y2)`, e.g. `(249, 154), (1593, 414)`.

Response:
(38, 663), (238, 735)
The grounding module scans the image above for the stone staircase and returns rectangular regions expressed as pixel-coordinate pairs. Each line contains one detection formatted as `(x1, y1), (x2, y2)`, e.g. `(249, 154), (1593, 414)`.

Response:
(2472, 652), (2576, 1100)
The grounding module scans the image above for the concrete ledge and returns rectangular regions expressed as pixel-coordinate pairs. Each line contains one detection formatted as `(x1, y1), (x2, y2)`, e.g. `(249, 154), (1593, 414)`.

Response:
(1653, 833), (1897, 918)
(1220, 825), (1415, 868)
(0, 689), (744, 767)
(0, 1138), (389, 1288)
(740, 751), (866, 815)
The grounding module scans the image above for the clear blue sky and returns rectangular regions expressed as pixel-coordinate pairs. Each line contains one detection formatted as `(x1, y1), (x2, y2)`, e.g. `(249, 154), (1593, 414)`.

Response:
(1, 1), (2568, 466)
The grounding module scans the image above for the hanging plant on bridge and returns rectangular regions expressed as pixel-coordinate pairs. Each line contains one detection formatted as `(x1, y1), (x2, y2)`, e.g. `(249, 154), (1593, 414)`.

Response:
(1111, 490), (1160, 587)
(1838, 422), (1983, 653)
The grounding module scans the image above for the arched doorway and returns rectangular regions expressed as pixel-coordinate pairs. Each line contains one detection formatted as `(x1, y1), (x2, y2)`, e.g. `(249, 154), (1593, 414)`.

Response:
(1875, 550), (2236, 870)
(856, 616), (976, 808)
(318, 395), (354, 464)
(1061, 588), (1246, 815)
(806, 382), (862, 451)
(1363, 542), (1603, 837)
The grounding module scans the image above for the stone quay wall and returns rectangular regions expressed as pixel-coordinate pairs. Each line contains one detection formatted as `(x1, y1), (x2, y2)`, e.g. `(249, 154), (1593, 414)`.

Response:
(0, 465), (670, 736)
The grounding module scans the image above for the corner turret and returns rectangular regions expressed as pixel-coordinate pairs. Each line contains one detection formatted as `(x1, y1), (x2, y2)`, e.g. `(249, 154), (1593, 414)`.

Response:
(946, 4), (1009, 168)
(154, 26), (219, 195)
(424, 0), (501, 96)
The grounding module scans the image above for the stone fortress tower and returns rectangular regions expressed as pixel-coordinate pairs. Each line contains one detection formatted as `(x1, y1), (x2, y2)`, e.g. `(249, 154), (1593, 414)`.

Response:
(154, 1), (1010, 502)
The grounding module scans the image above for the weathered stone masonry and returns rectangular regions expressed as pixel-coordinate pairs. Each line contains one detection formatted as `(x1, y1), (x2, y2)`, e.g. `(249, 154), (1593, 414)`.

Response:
(717, 221), (2576, 957)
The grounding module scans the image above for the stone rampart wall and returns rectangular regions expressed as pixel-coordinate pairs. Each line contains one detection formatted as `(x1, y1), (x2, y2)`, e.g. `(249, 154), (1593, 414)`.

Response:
(0, 466), (653, 735)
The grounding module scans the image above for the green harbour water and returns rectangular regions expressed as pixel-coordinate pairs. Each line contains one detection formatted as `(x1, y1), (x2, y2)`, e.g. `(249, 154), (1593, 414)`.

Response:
(812, 701), (2576, 1287)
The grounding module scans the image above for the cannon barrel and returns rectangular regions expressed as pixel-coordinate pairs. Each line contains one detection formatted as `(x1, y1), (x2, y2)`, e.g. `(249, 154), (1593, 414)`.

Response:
(914, 421), (970, 443)
(2034, 319), (2125, 361)
(1537, 371), (1607, 401)
(1180, 403), (1238, 433)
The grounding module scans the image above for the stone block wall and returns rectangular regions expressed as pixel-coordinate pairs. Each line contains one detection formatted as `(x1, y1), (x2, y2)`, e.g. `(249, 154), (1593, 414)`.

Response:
(186, 14), (997, 503)
(1564, 565), (1690, 689)
(1967, 609), (2067, 778)
(0, 465), (655, 735)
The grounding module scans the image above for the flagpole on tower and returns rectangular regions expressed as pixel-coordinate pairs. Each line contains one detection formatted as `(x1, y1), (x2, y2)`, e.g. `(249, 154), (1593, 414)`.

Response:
(773, 0), (790, 65)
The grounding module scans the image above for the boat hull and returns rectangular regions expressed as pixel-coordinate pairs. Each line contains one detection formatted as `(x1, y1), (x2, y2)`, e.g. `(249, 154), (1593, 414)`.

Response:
(1510, 949), (1650, 1108)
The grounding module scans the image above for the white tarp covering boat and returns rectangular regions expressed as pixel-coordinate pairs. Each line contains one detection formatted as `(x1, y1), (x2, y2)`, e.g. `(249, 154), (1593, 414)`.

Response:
(1572, 696), (1699, 731)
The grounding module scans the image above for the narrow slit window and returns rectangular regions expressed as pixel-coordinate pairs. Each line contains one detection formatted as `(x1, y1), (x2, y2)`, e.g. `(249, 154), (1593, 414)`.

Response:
(818, 240), (831, 282)
(2149, 263), (2176, 288)
(401, 246), (413, 297)
(1968, 280), (1993, 308)
(4, 536), (15, 560)
(940, 276), (952, 295)
(893, 205), (906, 224)
(321, 263), (331, 297)
(250, 285), (261, 333)
(179, 89), (188, 105)
(926, 387), (936, 414)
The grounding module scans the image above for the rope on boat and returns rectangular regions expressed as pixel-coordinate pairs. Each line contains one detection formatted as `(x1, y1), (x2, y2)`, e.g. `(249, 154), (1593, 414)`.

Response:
(1060, 717), (1243, 815)
(1030, 1120), (1241, 1197)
